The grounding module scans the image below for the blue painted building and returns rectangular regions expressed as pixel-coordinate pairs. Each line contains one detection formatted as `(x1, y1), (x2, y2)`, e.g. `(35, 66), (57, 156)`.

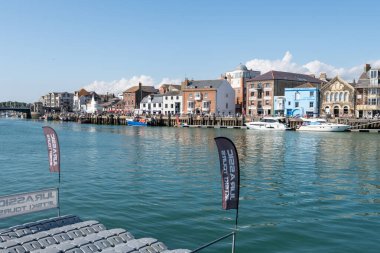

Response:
(284, 83), (320, 117)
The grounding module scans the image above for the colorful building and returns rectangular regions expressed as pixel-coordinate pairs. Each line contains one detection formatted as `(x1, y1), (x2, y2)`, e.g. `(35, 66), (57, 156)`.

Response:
(123, 83), (158, 114)
(181, 79), (235, 116)
(224, 64), (260, 114)
(320, 76), (355, 117)
(355, 64), (380, 118)
(246, 71), (323, 116)
(284, 83), (319, 117)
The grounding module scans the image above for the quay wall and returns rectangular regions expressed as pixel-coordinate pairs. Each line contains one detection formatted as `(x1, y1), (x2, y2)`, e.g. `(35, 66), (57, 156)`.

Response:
(40, 113), (380, 130)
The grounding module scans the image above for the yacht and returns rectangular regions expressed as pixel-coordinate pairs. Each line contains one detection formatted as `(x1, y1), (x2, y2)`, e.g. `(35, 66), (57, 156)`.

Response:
(245, 117), (290, 130)
(297, 118), (350, 132)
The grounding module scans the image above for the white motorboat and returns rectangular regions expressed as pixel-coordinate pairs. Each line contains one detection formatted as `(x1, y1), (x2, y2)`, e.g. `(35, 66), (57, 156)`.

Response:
(245, 117), (290, 130)
(297, 118), (350, 132)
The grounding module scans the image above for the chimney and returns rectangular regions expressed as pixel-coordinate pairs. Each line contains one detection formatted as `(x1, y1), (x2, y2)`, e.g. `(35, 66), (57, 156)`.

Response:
(181, 78), (190, 90)
(319, 73), (327, 81)
(138, 82), (142, 89)
(365, 64), (371, 72)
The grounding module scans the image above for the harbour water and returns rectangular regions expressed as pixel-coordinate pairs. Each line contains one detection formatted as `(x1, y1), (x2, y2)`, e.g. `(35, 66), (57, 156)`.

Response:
(0, 119), (379, 253)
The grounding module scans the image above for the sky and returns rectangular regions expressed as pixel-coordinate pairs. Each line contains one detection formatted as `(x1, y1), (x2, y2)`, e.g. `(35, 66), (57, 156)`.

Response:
(1, 0), (380, 103)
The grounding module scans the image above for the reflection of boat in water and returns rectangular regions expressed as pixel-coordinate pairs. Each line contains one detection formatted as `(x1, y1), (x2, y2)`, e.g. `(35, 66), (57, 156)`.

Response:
(245, 117), (290, 130)
(126, 117), (149, 126)
(297, 118), (350, 132)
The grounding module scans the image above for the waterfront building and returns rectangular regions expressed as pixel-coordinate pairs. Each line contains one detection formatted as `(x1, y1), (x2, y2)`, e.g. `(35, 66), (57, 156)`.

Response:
(162, 91), (182, 115)
(181, 79), (235, 116)
(246, 71), (323, 116)
(284, 83), (320, 117)
(123, 82), (158, 114)
(320, 76), (355, 117)
(100, 98), (122, 113)
(140, 94), (164, 115)
(40, 92), (74, 112)
(273, 96), (286, 116)
(223, 64), (260, 114)
(73, 89), (92, 112)
(86, 94), (103, 114)
(355, 64), (380, 118)
(159, 84), (181, 94)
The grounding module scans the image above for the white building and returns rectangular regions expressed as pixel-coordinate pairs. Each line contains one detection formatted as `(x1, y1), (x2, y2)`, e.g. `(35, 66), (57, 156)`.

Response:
(40, 92), (74, 112)
(224, 64), (260, 114)
(162, 91), (182, 115)
(140, 94), (164, 115)
(86, 95), (103, 114)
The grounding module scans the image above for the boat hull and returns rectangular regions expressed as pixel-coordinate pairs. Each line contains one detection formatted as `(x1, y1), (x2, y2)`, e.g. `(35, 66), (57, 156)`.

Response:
(298, 124), (350, 132)
(245, 122), (289, 130)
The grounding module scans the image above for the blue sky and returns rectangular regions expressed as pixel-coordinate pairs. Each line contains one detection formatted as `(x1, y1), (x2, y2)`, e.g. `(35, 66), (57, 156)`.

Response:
(1, 0), (380, 102)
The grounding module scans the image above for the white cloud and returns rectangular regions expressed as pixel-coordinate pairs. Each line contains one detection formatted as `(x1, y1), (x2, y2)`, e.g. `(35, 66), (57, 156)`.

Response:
(245, 51), (377, 82)
(83, 75), (180, 95)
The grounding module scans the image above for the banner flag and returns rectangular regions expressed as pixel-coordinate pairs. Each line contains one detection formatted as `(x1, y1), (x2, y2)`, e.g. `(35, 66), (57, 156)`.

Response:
(42, 126), (60, 173)
(214, 137), (240, 210)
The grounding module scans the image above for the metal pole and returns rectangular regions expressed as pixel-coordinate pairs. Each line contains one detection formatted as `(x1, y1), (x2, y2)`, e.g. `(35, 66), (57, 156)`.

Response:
(190, 232), (234, 253)
(232, 208), (239, 253)
(58, 172), (61, 217)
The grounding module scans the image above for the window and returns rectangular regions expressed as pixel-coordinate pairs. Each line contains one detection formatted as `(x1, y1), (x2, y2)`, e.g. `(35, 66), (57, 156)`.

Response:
(251, 84), (254, 89)
(258, 83), (262, 89)
(143, 104), (146, 108)
(176, 96), (179, 99)
(171, 96), (173, 100)
(188, 101), (194, 108)
(265, 91), (270, 96)
(258, 91), (262, 98)
(159, 103), (161, 107)
(288, 101), (291, 106)
(165, 104), (168, 108)
(153, 104), (156, 108)
(310, 91), (314, 97)
(265, 100), (269, 105)
(265, 83), (270, 88)
(189, 93), (193, 99)
(165, 96), (168, 100)
(226, 103), (228, 109)
(295, 102), (299, 107)
(202, 101), (210, 108)
(295, 92), (300, 100)
(251, 92), (255, 96)
(310, 102), (314, 107)
(204, 93), (208, 98)
(226, 94), (228, 98)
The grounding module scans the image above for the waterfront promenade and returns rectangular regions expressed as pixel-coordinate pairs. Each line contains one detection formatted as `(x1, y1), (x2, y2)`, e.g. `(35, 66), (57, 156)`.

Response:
(1, 119), (379, 253)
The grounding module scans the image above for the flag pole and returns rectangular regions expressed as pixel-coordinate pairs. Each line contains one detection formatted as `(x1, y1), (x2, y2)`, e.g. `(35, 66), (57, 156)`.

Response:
(232, 208), (239, 253)
(58, 172), (61, 217)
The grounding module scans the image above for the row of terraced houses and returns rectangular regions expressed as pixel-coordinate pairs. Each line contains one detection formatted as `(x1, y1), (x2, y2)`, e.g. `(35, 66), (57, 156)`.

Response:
(36, 63), (380, 119)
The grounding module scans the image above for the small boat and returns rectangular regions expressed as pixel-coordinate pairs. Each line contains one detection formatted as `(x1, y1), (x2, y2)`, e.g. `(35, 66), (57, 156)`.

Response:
(245, 117), (290, 130)
(126, 117), (149, 126)
(297, 118), (350, 132)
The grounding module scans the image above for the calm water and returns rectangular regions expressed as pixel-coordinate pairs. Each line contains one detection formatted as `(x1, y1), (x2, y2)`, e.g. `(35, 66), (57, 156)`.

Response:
(0, 119), (379, 253)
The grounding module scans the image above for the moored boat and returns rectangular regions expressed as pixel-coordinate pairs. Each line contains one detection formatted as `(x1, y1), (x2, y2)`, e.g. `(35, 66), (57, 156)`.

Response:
(245, 117), (290, 130)
(126, 117), (149, 126)
(297, 118), (350, 132)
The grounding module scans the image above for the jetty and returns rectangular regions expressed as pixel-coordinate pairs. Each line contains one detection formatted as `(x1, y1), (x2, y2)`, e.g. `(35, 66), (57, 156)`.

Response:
(0, 215), (190, 253)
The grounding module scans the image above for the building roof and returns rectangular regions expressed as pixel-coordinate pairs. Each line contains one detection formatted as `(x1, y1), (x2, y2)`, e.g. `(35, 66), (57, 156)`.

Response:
(250, 70), (323, 83)
(124, 86), (158, 93)
(163, 91), (182, 96)
(185, 79), (229, 89)
(141, 94), (163, 103)
(236, 64), (248, 71)
(77, 88), (90, 97)
(294, 82), (318, 88)
(160, 84), (181, 89)
(355, 71), (370, 88)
